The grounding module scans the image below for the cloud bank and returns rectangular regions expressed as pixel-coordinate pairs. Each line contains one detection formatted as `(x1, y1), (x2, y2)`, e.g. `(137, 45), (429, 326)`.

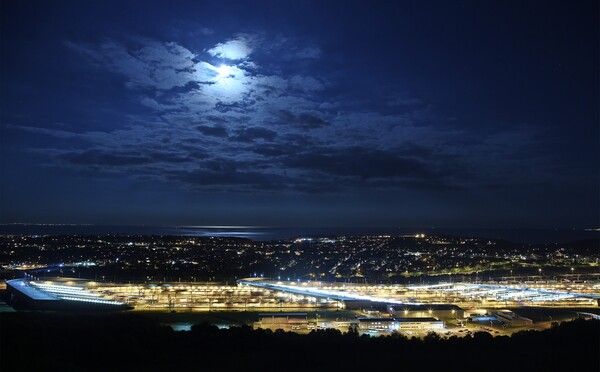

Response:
(16, 33), (551, 195)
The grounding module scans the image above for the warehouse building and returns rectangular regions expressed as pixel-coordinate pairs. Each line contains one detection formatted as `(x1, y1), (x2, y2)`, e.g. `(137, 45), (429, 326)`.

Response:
(255, 312), (309, 331)
(495, 310), (533, 326)
(357, 317), (445, 333)
(388, 304), (464, 320)
(357, 317), (398, 332)
(396, 317), (445, 330)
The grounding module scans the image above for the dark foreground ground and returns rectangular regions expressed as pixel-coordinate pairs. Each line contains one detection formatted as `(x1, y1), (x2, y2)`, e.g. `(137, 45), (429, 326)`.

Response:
(0, 313), (598, 372)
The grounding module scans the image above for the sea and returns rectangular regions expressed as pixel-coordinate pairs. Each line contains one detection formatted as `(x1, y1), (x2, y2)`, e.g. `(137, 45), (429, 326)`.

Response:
(0, 224), (598, 244)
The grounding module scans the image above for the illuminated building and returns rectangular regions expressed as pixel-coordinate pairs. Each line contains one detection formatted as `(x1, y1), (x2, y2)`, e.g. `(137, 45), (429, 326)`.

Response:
(256, 313), (309, 331)
(387, 304), (464, 320)
(5, 278), (129, 311)
(495, 310), (533, 326)
(357, 317), (398, 332)
(357, 317), (445, 332)
(396, 317), (444, 330)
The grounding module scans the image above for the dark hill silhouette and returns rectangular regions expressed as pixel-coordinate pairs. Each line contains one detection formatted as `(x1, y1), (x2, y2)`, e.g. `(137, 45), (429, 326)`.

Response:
(1, 313), (597, 371)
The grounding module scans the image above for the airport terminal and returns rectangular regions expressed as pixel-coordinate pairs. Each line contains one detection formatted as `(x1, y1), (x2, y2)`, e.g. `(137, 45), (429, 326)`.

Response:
(4, 275), (599, 336)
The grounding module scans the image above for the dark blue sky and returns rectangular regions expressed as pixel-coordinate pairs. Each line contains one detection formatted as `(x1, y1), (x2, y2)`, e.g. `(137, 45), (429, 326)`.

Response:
(1, 0), (598, 228)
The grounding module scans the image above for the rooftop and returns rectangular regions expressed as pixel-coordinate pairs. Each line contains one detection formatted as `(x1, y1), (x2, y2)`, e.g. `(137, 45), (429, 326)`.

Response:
(357, 318), (396, 322)
(258, 313), (308, 317)
(6, 279), (58, 301)
(396, 317), (440, 322)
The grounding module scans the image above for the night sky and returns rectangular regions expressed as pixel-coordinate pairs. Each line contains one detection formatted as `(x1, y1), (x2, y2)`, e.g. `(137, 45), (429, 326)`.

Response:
(0, 1), (598, 228)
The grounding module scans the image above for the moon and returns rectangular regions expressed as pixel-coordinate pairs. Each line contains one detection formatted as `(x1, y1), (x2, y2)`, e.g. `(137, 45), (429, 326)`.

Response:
(216, 64), (233, 79)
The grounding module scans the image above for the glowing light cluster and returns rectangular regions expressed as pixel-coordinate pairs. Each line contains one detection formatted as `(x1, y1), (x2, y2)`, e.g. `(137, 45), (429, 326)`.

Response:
(239, 280), (422, 305)
(60, 296), (124, 305)
(29, 281), (125, 305)
(31, 282), (102, 297)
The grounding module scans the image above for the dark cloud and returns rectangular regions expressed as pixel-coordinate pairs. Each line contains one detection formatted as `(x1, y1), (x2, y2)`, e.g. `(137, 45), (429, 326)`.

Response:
(274, 110), (328, 129)
(148, 152), (190, 163)
(281, 134), (312, 146)
(185, 150), (210, 160)
(196, 125), (228, 137)
(395, 143), (434, 159)
(230, 127), (278, 142)
(204, 159), (239, 173)
(205, 115), (249, 125)
(297, 113), (327, 129)
(215, 101), (252, 113)
(283, 147), (438, 180)
(251, 144), (295, 157)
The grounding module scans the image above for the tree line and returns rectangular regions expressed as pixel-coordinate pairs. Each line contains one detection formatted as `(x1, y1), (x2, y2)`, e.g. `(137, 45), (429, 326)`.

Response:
(1, 312), (598, 371)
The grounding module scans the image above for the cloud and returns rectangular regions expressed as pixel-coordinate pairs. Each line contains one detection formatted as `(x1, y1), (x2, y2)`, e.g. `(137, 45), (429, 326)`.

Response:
(289, 75), (325, 92)
(231, 127), (278, 142)
(251, 144), (295, 157)
(67, 39), (199, 90)
(273, 110), (328, 129)
(282, 147), (436, 180)
(207, 36), (253, 60)
(140, 97), (177, 111)
(196, 125), (228, 137)
(44, 33), (552, 195)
